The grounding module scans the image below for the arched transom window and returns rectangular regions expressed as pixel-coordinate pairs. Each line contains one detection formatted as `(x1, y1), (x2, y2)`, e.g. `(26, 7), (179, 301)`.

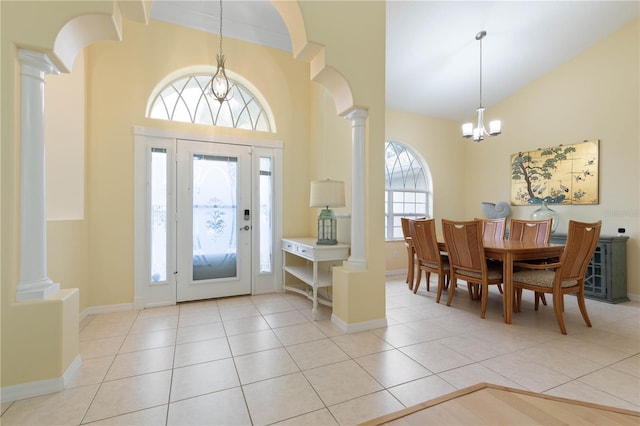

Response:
(148, 72), (273, 132)
(385, 140), (432, 240)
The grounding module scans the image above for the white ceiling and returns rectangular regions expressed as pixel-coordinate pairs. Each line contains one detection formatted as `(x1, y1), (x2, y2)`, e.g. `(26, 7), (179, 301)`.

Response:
(150, 1), (639, 122)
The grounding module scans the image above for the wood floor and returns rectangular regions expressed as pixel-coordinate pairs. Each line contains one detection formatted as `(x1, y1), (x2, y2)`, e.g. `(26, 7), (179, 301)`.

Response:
(360, 382), (640, 425)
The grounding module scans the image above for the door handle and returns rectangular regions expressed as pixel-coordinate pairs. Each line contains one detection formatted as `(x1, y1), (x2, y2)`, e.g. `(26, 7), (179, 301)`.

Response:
(240, 225), (251, 231)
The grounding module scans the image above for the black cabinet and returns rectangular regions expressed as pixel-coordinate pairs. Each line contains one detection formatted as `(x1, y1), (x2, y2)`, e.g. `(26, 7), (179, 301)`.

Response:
(549, 234), (629, 303)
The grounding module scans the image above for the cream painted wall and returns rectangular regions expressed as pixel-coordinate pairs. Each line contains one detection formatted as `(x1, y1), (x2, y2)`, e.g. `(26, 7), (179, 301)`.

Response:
(83, 19), (313, 308)
(310, 85), (353, 239)
(385, 19), (640, 297)
(300, 1), (387, 325)
(384, 111), (463, 272)
(0, 0), (102, 390)
(465, 19), (639, 297)
(2, 0), (388, 392)
(45, 50), (85, 220)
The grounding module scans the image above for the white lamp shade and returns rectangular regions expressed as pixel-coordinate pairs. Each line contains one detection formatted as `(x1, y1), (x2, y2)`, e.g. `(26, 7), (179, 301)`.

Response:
(310, 179), (345, 208)
(462, 122), (474, 137)
(489, 120), (502, 135)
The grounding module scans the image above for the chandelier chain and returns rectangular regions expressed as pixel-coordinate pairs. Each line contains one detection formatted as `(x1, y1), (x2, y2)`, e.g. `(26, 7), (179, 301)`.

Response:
(218, 0), (223, 55)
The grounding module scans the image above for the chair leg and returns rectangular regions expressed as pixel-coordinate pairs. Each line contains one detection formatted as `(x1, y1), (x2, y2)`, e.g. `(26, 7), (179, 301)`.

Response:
(553, 292), (567, 334)
(480, 284), (489, 319)
(425, 272), (431, 292)
(535, 292), (547, 306)
(497, 284), (503, 295)
(576, 288), (592, 328)
(413, 269), (422, 294)
(467, 282), (478, 300)
(515, 288), (523, 313)
(407, 248), (414, 289)
(436, 274), (444, 303)
(534, 292), (540, 311)
(446, 277), (457, 306)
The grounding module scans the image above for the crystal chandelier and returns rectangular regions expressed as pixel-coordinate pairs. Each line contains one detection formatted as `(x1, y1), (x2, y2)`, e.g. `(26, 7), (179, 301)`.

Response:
(462, 31), (502, 142)
(210, 0), (231, 103)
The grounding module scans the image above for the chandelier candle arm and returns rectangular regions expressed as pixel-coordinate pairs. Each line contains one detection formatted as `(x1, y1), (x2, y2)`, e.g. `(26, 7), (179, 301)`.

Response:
(461, 30), (502, 142)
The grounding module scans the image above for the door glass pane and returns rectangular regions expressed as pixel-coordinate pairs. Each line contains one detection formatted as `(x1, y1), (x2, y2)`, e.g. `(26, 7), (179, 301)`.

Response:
(192, 154), (237, 281)
(259, 157), (272, 273)
(151, 148), (167, 282)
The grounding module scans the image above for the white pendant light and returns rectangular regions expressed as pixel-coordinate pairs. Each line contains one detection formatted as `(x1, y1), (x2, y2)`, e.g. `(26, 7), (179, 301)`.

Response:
(462, 31), (502, 142)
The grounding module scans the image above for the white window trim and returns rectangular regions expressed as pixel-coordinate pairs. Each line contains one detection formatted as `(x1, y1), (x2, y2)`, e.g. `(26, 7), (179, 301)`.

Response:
(384, 140), (433, 241)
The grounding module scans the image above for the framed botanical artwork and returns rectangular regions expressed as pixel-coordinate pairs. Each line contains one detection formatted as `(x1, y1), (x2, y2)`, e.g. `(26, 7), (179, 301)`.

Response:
(511, 140), (599, 206)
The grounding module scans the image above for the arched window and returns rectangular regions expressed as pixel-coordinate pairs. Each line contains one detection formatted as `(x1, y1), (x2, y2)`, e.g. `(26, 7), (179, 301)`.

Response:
(147, 70), (273, 132)
(385, 140), (432, 240)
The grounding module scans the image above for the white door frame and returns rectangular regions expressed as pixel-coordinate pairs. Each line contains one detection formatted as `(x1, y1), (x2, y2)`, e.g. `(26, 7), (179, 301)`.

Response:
(133, 126), (283, 309)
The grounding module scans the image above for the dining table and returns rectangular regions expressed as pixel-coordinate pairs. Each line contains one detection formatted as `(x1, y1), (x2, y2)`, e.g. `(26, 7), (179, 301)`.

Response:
(438, 239), (565, 324)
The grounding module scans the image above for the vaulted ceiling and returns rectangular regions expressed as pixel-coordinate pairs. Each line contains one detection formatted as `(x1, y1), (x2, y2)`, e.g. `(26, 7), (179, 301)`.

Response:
(150, 1), (639, 121)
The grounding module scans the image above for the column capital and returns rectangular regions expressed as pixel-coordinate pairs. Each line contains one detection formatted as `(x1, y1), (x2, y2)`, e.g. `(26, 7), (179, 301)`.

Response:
(344, 107), (367, 124)
(18, 49), (60, 78)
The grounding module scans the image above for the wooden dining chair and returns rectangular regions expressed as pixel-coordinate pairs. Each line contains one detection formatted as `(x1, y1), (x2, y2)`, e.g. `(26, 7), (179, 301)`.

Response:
(475, 217), (507, 297)
(442, 219), (503, 318)
(509, 218), (553, 308)
(401, 218), (416, 291)
(512, 220), (601, 334)
(476, 217), (506, 241)
(509, 218), (552, 244)
(410, 218), (450, 302)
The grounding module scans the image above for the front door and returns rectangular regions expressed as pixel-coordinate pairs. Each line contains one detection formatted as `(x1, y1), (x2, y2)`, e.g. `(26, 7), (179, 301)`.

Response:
(176, 140), (252, 301)
(134, 130), (282, 308)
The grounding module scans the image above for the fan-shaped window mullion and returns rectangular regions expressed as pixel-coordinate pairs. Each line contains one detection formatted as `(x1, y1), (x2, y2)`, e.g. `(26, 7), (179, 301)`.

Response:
(147, 73), (272, 132)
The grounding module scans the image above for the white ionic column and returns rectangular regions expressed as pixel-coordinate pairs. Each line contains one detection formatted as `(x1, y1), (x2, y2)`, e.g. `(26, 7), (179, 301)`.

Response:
(16, 49), (60, 301)
(344, 108), (367, 269)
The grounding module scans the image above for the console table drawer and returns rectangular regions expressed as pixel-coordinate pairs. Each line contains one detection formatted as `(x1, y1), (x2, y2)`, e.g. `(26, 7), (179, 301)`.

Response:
(281, 237), (349, 319)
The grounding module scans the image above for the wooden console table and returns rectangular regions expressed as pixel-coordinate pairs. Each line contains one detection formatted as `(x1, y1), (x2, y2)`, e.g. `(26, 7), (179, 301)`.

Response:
(281, 238), (349, 319)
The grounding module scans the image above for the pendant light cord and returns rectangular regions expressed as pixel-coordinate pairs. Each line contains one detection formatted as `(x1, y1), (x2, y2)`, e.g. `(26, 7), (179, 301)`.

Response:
(478, 31), (484, 109)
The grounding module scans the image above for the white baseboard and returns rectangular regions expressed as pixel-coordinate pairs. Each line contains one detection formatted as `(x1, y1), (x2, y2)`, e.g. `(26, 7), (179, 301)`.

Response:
(627, 293), (639, 302)
(1, 355), (82, 403)
(79, 303), (134, 322)
(385, 269), (407, 277)
(331, 314), (387, 334)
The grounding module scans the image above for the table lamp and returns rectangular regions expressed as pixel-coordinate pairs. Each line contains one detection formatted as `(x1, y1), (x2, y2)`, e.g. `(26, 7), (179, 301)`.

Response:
(310, 179), (345, 245)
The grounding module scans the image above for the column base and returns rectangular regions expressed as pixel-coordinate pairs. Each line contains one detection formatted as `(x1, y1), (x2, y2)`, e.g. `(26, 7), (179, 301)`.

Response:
(16, 278), (61, 301)
(344, 257), (367, 270)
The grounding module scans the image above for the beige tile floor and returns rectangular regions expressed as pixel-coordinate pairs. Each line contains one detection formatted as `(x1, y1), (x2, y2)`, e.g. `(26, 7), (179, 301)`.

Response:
(2, 276), (639, 425)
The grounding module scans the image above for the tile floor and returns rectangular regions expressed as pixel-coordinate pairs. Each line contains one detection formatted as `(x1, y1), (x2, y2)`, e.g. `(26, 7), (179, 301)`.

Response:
(1, 276), (639, 425)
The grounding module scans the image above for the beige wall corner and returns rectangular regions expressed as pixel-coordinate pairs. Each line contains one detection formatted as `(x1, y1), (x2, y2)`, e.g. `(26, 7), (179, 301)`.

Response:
(331, 266), (387, 333)
(1, 289), (79, 399)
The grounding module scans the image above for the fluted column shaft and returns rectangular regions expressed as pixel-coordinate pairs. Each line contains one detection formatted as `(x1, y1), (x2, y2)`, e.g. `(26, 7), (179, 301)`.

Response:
(344, 109), (367, 269)
(17, 49), (60, 301)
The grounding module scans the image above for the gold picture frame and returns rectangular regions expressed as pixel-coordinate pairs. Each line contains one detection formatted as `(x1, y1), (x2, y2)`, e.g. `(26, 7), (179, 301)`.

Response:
(511, 140), (599, 206)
